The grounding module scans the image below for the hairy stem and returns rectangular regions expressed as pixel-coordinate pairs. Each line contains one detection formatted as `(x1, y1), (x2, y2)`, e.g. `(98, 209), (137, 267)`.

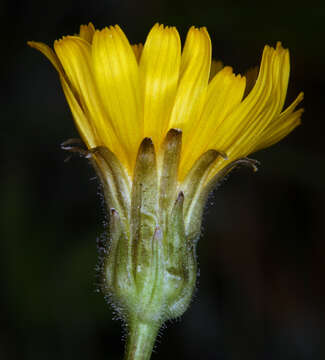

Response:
(124, 320), (160, 360)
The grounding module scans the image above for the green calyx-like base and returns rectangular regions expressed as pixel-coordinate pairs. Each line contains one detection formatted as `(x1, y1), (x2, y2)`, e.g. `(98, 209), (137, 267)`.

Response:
(62, 129), (258, 360)
(94, 130), (198, 325)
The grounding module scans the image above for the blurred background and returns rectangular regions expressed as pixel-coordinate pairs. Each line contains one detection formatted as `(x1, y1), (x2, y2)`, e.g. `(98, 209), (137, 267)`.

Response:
(2, 0), (325, 359)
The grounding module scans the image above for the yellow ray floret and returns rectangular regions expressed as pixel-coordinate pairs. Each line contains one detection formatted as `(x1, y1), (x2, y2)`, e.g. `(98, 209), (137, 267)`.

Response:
(28, 23), (303, 180)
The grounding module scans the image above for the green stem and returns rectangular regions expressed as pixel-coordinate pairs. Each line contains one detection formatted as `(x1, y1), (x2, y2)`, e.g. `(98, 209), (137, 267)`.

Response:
(124, 320), (160, 360)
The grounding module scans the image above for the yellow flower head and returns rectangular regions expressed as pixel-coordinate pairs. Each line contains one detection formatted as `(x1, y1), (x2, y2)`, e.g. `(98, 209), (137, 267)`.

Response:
(28, 22), (303, 182)
(28, 24), (304, 344)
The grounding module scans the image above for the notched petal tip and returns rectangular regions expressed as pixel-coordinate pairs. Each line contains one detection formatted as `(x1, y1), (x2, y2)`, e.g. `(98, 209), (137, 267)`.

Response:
(79, 22), (96, 43)
(275, 41), (285, 51)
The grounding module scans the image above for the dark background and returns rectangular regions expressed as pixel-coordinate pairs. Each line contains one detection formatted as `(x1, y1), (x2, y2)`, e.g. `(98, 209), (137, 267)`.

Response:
(2, 0), (325, 359)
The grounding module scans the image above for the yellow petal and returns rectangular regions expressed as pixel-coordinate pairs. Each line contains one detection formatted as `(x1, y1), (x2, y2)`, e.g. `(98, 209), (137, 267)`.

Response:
(179, 66), (246, 178)
(29, 26), (303, 183)
(255, 109), (302, 151)
(275, 42), (290, 112)
(28, 41), (64, 75)
(169, 26), (211, 134)
(198, 67), (246, 147)
(139, 23), (181, 148)
(233, 44), (290, 157)
(59, 74), (98, 148)
(28, 41), (97, 147)
(79, 22), (96, 43)
(92, 26), (142, 170)
(212, 44), (289, 159)
(54, 36), (124, 159)
(206, 44), (293, 178)
(253, 92), (304, 151)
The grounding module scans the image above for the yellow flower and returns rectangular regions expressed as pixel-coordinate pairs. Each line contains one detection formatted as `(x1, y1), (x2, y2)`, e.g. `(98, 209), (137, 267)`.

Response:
(29, 23), (304, 360)
(28, 22), (303, 182)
